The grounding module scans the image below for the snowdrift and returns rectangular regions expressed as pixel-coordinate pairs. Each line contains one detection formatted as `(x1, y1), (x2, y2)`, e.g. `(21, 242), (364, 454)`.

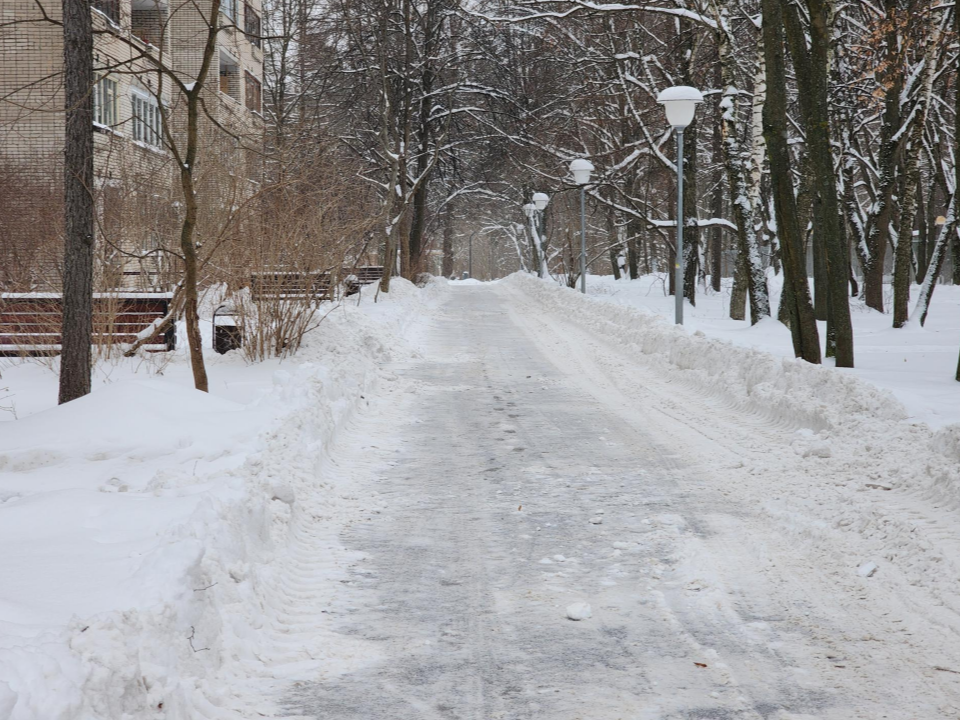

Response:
(504, 273), (907, 433)
(0, 278), (443, 720)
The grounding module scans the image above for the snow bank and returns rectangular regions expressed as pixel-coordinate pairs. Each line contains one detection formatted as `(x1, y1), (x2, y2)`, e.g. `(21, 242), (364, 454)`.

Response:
(0, 278), (444, 720)
(582, 273), (960, 429)
(504, 273), (906, 434)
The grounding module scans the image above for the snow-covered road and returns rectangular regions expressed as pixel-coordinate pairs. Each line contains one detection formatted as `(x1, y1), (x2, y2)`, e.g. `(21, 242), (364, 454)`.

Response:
(281, 281), (960, 720)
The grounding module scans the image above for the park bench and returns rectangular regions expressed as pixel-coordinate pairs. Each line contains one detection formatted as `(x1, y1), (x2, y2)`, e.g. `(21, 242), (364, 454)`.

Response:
(350, 266), (383, 286)
(0, 292), (176, 357)
(249, 270), (333, 303)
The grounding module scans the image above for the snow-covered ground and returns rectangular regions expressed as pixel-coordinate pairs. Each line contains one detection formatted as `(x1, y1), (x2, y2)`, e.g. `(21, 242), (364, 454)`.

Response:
(0, 280), (442, 719)
(3, 272), (960, 719)
(584, 272), (960, 428)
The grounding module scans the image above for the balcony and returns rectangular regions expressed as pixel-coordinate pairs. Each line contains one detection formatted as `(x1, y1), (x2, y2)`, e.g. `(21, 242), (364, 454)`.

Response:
(131, 0), (168, 48)
(92, 0), (120, 24)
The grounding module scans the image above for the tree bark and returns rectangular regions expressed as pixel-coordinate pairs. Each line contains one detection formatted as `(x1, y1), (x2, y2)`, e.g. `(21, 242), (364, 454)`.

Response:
(893, 7), (942, 328)
(784, 0), (854, 367)
(627, 217), (640, 279)
(716, 1), (770, 323)
(442, 207), (454, 277)
(860, 0), (904, 313)
(761, 0), (821, 363)
(710, 115), (723, 293)
(58, 0), (95, 404)
(729, 255), (747, 320)
(170, 0), (227, 392)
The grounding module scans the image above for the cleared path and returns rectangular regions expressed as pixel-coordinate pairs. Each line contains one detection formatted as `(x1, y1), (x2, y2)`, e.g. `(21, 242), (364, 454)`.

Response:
(282, 282), (959, 720)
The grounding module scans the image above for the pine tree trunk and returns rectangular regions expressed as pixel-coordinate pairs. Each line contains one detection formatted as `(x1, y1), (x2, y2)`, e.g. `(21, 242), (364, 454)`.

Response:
(58, 0), (95, 404)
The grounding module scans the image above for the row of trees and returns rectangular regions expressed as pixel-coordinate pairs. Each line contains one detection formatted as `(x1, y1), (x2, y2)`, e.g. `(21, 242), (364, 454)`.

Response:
(288, 0), (957, 371)
(5, 0), (958, 401)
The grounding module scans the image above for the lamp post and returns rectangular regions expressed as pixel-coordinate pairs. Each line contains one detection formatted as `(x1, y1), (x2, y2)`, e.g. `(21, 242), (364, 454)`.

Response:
(656, 86), (703, 325)
(569, 158), (594, 293)
(532, 192), (549, 277)
(523, 202), (538, 274)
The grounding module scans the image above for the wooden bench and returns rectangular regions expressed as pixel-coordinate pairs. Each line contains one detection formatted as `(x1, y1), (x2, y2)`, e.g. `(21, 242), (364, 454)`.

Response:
(0, 292), (176, 357)
(350, 266), (384, 285)
(250, 271), (333, 303)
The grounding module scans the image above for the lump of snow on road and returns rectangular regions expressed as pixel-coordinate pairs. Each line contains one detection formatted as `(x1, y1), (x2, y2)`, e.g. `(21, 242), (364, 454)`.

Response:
(565, 602), (592, 621)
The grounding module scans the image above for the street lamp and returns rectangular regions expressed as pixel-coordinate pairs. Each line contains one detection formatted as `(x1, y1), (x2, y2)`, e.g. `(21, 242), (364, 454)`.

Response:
(532, 193), (549, 277)
(570, 158), (594, 294)
(656, 85), (703, 325)
(523, 202), (538, 275)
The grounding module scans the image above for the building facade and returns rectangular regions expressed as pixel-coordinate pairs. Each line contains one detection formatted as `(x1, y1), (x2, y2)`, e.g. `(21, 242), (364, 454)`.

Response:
(0, 0), (264, 291)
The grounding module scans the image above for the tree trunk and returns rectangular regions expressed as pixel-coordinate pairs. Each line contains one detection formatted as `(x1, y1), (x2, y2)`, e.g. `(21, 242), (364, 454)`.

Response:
(58, 0), (95, 404)
(627, 218), (640, 279)
(858, 0), (902, 313)
(729, 255), (747, 320)
(913, 193), (956, 326)
(785, 0), (854, 367)
(916, 181), (929, 283)
(762, 0), (821, 363)
(442, 208), (454, 277)
(893, 9), (941, 328)
(716, 2), (770, 324)
(955, 3), (960, 381)
(608, 212), (621, 280)
(179, 167), (208, 391)
(170, 1), (225, 392)
(710, 117), (723, 293)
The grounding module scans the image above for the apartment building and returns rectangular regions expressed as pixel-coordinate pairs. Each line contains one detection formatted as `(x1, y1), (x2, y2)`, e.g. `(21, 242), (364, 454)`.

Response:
(0, 0), (264, 291)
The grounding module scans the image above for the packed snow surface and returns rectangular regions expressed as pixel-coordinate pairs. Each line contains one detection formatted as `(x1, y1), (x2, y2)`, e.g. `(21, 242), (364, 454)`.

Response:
(3, 273), (960, 719)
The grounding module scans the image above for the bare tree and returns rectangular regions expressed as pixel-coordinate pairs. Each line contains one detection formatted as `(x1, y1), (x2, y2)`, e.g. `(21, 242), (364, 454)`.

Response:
(58, 0), (95, 403)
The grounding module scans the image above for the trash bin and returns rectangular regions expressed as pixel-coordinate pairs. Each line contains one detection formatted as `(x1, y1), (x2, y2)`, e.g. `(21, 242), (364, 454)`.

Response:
(212, 304), (242, 354)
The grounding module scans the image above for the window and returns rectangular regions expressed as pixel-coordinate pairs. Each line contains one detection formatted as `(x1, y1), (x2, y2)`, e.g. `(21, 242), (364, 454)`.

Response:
(132, 93), (163, 147)
(221, 0), (237, 21)
(245, 71), (261, 114)
(93, 75), (119, 128)
(92, 0), (120, 24)
(219, 53), (240, 99)
(244, 3), (261, 47)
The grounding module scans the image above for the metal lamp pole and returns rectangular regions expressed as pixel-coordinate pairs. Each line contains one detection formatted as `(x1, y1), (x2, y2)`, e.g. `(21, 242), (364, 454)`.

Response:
(656, 85), (703, 325)
(532, 193), (550, 278)
(674, 127), (685, 325)
(580, 185), (587, 294)
(569, 159), (595, 294)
